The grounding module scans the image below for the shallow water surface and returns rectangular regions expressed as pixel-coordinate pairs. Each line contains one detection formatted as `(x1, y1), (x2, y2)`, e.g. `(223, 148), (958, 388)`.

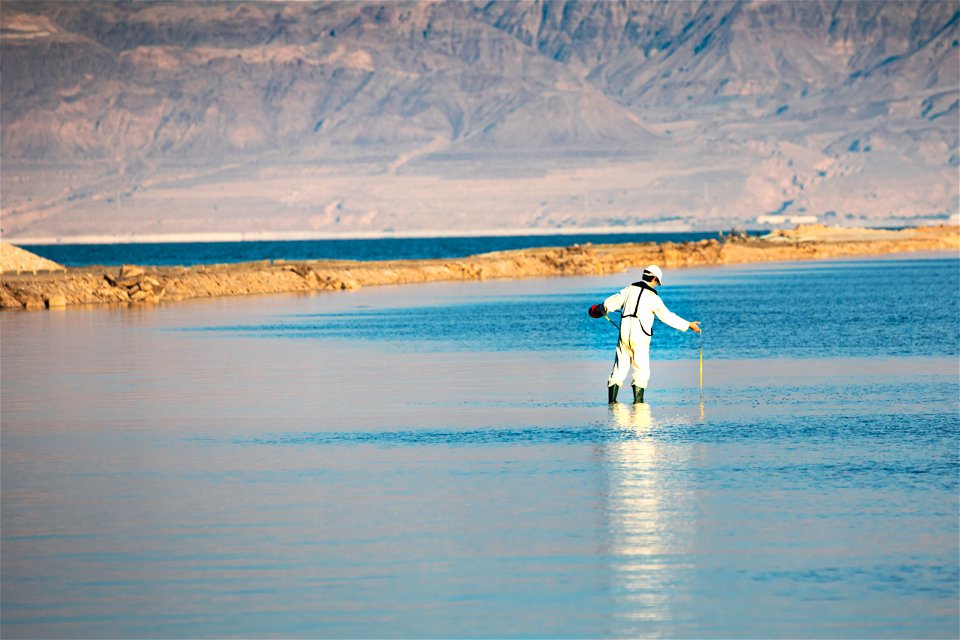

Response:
(2, 257), (958, 638)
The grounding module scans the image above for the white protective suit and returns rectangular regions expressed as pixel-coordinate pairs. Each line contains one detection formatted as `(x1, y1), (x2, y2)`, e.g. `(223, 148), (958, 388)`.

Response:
(603, 280), (690, 389)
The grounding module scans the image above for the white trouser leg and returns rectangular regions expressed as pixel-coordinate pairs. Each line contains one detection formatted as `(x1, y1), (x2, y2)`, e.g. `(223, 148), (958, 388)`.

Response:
(631, 337), (652, 389)
(608, 339), (632, 387)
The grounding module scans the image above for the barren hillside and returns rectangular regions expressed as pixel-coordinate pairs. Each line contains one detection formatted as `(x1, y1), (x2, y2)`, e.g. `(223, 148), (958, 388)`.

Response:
(1, 0), (957, 241)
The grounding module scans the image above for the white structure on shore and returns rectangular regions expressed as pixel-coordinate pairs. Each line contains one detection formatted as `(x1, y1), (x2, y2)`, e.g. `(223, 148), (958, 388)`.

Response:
(756, 215), (819, 226)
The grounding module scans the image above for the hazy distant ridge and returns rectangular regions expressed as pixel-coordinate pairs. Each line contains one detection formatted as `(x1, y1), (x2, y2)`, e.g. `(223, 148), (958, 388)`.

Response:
(1, 0), (957, 240)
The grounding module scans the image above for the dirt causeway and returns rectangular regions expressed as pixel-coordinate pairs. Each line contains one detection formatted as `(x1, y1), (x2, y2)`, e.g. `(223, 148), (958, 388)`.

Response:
(1, 225), (957, 311)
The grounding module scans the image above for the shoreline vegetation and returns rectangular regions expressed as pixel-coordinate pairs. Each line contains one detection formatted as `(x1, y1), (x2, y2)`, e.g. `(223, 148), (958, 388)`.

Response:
(1, 224), (957, 311)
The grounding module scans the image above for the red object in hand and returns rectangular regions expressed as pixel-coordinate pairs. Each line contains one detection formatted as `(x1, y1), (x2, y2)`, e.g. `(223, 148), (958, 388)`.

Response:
(588, 304), (605, 318)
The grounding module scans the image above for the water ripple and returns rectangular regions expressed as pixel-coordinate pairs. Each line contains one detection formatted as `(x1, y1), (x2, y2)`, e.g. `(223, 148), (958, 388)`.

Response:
(225, 411), (958, 449)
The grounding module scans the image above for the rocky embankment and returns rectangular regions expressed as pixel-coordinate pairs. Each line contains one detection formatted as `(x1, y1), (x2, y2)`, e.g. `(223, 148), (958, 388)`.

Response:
(1, 225), (957, 311)
(0, 242), (66, 274)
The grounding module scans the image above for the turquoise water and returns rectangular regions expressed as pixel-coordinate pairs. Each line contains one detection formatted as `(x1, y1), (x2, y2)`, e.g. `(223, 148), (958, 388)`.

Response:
(23, 231), (722, 267)
(2, 256), (958, 638)
(186, 256), (960, 359)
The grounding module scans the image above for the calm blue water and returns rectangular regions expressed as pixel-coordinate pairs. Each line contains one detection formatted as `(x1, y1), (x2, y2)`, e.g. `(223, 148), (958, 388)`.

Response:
(2, 255), (958, 639)
(25, 231), (723, 267)
(186, 256), (960, 360)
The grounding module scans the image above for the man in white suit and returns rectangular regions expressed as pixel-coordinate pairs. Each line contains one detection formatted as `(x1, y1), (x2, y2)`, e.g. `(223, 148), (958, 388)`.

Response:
(589, 265), (701, 403)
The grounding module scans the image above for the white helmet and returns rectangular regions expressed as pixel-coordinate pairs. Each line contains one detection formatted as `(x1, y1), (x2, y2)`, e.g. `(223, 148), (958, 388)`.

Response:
(643, 264), (664, 284)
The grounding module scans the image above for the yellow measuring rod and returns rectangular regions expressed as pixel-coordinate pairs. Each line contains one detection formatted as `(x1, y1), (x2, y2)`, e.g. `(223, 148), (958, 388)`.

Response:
(699, 330), (703, 401)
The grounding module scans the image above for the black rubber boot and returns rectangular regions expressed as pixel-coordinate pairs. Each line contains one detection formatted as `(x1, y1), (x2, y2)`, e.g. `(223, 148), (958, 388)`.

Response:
(607, 384), (620, 403)
(632, 385), (645, 404)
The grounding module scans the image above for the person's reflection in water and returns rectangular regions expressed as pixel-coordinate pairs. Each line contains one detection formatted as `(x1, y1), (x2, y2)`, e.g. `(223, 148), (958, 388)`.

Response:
(609, 401), (657, 432)
(601, 401), (686, 634)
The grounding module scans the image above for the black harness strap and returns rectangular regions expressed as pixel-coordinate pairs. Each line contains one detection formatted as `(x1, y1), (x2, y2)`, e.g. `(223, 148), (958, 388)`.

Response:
(620, 281), (657, 336)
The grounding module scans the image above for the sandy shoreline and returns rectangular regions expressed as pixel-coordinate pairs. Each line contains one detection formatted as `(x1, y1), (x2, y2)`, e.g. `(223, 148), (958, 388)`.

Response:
(1, 224), (957, 311)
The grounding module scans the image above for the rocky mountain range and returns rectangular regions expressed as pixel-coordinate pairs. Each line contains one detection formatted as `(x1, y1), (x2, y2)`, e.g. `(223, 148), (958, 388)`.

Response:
(1, 0), (957, 241)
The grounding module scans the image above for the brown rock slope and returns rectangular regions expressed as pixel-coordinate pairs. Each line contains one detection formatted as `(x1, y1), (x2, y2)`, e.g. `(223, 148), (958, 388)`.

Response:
(0, 242), (65, 273)
(1, 225), (957, 311)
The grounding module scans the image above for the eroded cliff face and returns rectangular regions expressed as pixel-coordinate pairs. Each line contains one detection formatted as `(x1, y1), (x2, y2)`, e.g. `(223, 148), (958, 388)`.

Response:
(1, 1), (957, 239)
